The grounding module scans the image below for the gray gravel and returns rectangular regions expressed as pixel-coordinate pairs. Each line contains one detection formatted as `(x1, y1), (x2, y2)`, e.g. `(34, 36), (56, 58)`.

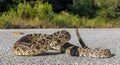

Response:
(0, 28), (120, 65)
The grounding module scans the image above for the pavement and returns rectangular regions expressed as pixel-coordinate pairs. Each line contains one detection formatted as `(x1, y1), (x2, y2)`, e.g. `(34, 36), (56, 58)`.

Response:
(0, 28), (120, 65)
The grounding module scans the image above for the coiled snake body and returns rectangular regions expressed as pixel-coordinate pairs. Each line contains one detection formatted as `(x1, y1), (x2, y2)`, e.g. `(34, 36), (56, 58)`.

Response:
(13, 29), (111, 58)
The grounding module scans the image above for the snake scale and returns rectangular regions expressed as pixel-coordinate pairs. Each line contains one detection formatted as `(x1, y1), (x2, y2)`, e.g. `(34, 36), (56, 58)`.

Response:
(13, 29), (111, 58)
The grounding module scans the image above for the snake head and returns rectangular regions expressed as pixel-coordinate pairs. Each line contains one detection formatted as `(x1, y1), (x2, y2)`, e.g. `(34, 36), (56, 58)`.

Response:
(53, 30), (71, 43)
(48, 39), (64, 50)
(48, 30), (71, 50)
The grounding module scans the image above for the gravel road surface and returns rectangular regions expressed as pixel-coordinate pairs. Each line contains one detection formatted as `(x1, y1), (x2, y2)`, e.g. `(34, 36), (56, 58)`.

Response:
(0, 28), (120, 65)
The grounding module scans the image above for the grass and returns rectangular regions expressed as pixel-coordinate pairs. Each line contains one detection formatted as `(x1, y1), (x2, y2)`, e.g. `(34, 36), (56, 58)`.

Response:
(0, 14), (119, 29)
(0, 3), (120, 29)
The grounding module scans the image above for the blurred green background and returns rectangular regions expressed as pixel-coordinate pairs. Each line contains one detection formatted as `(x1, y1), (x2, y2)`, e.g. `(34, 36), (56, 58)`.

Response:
(0, 0), (120, 28)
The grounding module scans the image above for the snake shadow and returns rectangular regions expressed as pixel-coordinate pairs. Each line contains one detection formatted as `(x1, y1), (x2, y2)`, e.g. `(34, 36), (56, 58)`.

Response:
(35, 52), (63, 56)
(111, 53), (115, 57)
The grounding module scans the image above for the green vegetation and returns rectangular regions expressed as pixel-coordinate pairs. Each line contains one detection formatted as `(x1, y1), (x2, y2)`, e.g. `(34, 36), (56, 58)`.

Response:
(0, 0), (120, 28)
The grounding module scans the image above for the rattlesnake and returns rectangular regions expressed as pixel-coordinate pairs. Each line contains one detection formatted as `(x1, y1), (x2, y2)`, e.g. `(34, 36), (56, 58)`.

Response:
(13, 29), (111, 58)
(13, 30), (70, 55)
